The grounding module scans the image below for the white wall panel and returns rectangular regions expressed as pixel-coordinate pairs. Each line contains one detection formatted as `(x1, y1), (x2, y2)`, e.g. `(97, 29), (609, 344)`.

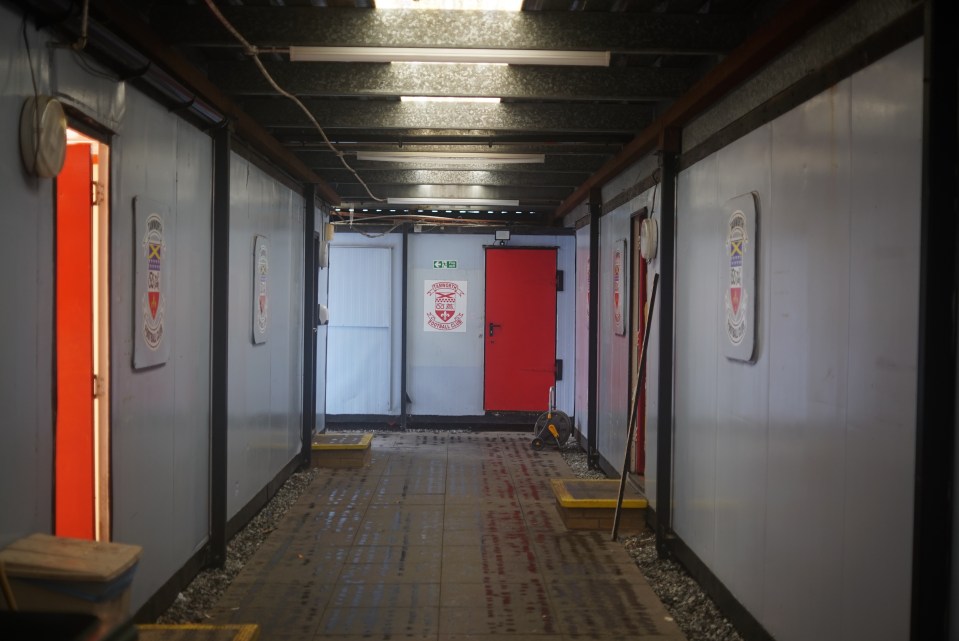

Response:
(596, 209), (631, 471)
(668, 40), (922, 641)
(841, 40), (921, 641)
(227, 156), (304, 519)
(763, 83), (850, 639)
(407, 234), (487, 416)
(712, 127), (771, 616)
(673, 157), (720, 567)
(110, 88), (213, 609)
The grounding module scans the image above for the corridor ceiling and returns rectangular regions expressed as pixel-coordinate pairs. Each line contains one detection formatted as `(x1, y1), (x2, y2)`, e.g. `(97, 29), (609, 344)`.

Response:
(28, 0), (791, 225)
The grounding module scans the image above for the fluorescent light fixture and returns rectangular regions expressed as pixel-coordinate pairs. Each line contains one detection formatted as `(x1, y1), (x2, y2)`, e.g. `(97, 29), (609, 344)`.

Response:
(401, 96), (501, 104)
(357, 151), (545, 164)
(289, 46), (610, 67)
(387, 197), (519, 207)
(375, 0), (523, 9)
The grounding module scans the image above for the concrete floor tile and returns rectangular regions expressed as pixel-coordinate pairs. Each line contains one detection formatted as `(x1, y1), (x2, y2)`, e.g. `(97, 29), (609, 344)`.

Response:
(329, 582), (440, 609)
(318, 606), (440, 638)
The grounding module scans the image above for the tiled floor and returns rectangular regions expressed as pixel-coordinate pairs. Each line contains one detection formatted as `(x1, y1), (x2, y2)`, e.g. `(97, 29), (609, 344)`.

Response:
(208, 432), (686, 640)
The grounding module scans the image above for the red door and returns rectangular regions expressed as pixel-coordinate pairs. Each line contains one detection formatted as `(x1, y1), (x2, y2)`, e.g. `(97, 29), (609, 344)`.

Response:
(56, 143), (95, 539)
(484, 247), (557, 411)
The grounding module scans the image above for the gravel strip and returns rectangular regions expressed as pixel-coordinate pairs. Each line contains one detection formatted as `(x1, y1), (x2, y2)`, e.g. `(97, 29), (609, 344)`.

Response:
(159, 432), (742, 641)
(156, 467), (317, 624)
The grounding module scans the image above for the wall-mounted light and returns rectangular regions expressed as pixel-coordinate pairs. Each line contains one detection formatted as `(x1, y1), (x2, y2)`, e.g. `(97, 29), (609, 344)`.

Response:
(289, 46), (610, 67)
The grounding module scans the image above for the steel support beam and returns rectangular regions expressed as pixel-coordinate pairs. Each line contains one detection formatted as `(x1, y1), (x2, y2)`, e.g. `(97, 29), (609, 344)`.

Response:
(586, 188), (601, 470)
(151, 7), (745, 54)
(209, 126), (230, 568)
(654, 131), (679, 558)
(911, 0), (959, 638)
(211, 61), (690, 102)
(553, 0), (855, 221)
(241, 98), (654, 134)
(301, 186), (317, 470)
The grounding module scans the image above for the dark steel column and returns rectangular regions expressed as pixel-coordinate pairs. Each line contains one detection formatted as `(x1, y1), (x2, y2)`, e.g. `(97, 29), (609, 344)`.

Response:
(209, 126), (231, 567)
(911, 1), (958, 638)
(586, 188), (601, 468)
(655, 131), (679, 557)
(301, 186), (317, 467)
(400, 226), (410, 431)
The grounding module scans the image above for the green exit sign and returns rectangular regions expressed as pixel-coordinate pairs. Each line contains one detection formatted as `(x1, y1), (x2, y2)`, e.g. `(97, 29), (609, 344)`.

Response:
(432, 260), (458, 269)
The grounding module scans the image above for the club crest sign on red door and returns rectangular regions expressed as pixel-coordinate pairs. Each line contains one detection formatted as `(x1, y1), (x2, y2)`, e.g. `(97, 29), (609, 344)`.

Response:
(424, 280), (467, 332)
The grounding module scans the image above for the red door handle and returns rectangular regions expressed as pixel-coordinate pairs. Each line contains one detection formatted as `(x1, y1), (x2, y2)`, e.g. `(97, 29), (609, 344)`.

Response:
(489, 322), (501, 336)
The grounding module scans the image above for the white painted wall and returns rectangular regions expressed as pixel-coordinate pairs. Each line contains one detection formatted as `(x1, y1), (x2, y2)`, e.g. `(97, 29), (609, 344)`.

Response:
(670, 40), (922, 641)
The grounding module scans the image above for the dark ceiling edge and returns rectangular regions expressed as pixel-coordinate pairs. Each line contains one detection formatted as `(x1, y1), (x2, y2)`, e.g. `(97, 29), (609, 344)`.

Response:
(90, 0), (341, 206)
(552, 0), (856, 223)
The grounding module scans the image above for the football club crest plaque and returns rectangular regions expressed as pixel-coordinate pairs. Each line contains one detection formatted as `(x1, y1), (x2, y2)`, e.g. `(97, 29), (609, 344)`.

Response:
(722, 192), (759, 362)
(252, 235), (270, 344)
(133, 196), (174, 369)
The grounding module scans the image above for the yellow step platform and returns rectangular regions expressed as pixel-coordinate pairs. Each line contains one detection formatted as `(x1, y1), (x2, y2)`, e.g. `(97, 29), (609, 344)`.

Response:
(137, 624), (259, 641)
(550, 479), (648, 532)
(311, 433), (373, 468)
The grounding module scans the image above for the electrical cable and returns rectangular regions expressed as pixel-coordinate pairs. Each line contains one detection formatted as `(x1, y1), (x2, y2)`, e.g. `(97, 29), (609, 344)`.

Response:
(22, 16), (42, 174)
(201, 0), (384, 202)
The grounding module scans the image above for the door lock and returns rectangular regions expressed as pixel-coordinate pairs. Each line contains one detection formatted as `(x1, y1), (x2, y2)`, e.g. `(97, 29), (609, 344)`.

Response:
(488, 322), (502, 337)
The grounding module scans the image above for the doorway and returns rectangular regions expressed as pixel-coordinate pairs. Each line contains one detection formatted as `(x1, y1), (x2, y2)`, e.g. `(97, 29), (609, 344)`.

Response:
(628, 211), (648, 475)
(55, 128), (111, 541)
(484, 247), (558, 411)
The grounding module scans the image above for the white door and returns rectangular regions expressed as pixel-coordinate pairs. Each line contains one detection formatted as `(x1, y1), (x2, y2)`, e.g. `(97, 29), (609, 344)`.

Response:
(325, 246), (392, 414)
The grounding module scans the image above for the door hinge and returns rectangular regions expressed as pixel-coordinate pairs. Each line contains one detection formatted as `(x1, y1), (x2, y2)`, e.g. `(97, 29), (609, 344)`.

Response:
(91, 180), (105, 207)
(556, 270), (564, 292)
(93, 373), (103, 399)
(555, 359), (563, 381)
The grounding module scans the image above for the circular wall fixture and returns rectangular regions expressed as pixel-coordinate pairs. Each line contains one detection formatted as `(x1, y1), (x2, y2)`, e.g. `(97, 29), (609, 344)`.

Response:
(20, 96), (67, 178)
(640, 217), (659, 261)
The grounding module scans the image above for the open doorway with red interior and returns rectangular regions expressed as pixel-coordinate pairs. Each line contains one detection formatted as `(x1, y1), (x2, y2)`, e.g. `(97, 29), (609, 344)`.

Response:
(629, 210), (649, 477)
(55, 127), (111, 541)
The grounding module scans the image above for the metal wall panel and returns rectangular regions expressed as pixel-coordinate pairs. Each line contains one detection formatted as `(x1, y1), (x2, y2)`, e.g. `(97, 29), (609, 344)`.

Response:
(226, 156), (304, 519)
(596, 210), (631, 471)
(670, 40), (922, 641)
(110, 88), (213, 609)
(0, 10), (55, 545)
(325, 234), (403, 415)
(841, 40), (920, 641)
(673, 157), (720, 567)
(763, 82), (850, 639)
(407, 234), (486, 416)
